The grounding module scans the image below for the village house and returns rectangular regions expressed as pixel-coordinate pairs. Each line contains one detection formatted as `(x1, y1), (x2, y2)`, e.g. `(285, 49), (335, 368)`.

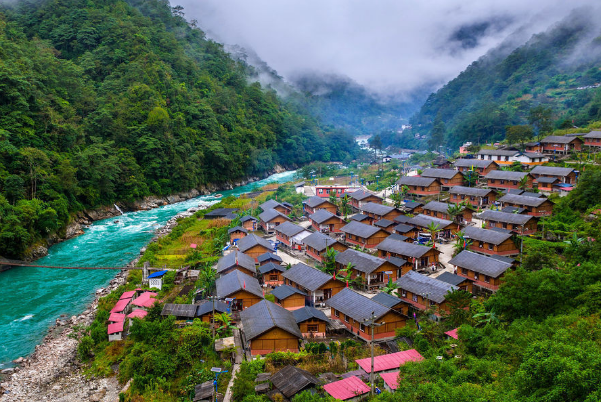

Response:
(148, 270), (168, 290)
(215, 250), (257, 277)
(257, 252), (282, 266)
(583, 131), (601, 149)
(432, 156), (451, 169)
(407, 214), (460, 238)
(260, 199), (292, 215)
(476, 149), (548, 166)
(282, 263), (345, 306)
(340, 221), (390, 249)
(110, 298), (132, 315)
(484, 170), (534, 191)
(303, 231), (348, 262)
(315, 184), (359, 198)
(237, 234), (275, 262)
(371, 292), (407, 314)
(498, 193), (554, 216)
(326, 288), (406, 341)
(462, 226), (519, 256)
(393, 223), (417, 238)
(350, 213), (371, 223)
(395, 271), (457, 317)
(400, 200), (424, 215)
(131, 292), (158, 310)
(292, 306), (330, 338)
(258, 262), (286, 286)
(524, 141), (542, 153)
(324, 376), (370, 402)
(420, 168), (464, 189)
(376, 238), (441, 270)
(240, 215), (258, 231)
(269, 366), (320, 400)
(360, 202), (402, 223)
(240, 300), (302, 355)
(215, 270), (264, 311)
(374, 219), (397, 233)
(259, 208), (291, 234)
(356, 349), (424, 375)
(449, 186), (497, 208)
(347, 189), (383, 211)
(540, 135), (584, 154)
(126, 309), (148, 326)
(309, 209), (347, 233)
(422, 201), (473, 223)
(335, 249), (409, 290)
(196, 299), (229, 323)
(454, 159), (499, 177)
(302, 196), (338, 215)
(380, 372), (400, 393)
(108, 321), (124, 342)
(530, 166), (577, 185)
(478, 210), (538, 234)
(436, 271), (473, 293)
(397, 176), (442, 196)
(449, 250), (513, 293)
(275, 221), (311, 250)
(270, 284), (308, 310)
(227, 226), (248, 244)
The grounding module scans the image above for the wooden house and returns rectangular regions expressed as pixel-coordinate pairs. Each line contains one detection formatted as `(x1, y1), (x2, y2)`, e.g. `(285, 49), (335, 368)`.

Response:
(395, 271), (457, 317)
(485, 170), (534, 191)
(524, 142), (543, 153)
(275, 221), (311, 250)
(259, 208), (291, 234)
(540, 135), (583, 154)
(356, 349), (424, 375)
(462, 226), (519, 256)
(324, 376), (370, 402)
(454, 159), (498, 177)
(282, 263), (345, 306)
(498, 193), (553, 216)
(315, 184), (357, 198)
(270, 284), (308, 310)
(258, 262), (286, 286)
(422, 201), (473, 223)
(420, 168), (464, 189)
(227, 226), (248, 244)
(340, 221), (390, 249)
(326, 288), (406, 341)
(407, 214), (460, 238)
(303, 231), (347, 262)
(215, 251), (257, 277)
(350, 213), (371, 224)
(204, 208), (238, 220)
(240, 300), (302, 355)
(360, 202), (402, 223)
(348, 189), (383, 211)
(397, 176), (441, 196)
(371, 292), (407, 314)
(376, 238), (441, 270)
(302, 196), (338, 215)
(215, 270), (264, 311)
(530, 166), (577, 185)
(436, 271), (473, 293)
(257, 252), (282, 266)
(478, 210), (538, 234)
(260, 199), (292, 215)
(196, 299), (229, 323)
(374, 219), (397, 233)
(400, 200), (424, 215)
(292, 306), (330, 338)
(335, 249), (409, 290)
(583, 131), (601, 149)
(269, 366), (320, 400)
(309, 210), (347, 233)
(449, 186), (496, 208)
(240, 215), (258, 231)
(449, 250), (513, 293)
(237, 234), (275, 262)
(432, 156), (451, 169)
(393, 223), (417, 238)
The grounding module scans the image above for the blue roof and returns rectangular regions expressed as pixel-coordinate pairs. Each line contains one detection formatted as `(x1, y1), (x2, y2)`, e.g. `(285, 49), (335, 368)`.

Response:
(148, 270), (168, 279)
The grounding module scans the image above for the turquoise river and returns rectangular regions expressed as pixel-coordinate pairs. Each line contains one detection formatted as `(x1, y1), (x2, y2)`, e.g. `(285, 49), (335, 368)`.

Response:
(0, 171), (296, 365)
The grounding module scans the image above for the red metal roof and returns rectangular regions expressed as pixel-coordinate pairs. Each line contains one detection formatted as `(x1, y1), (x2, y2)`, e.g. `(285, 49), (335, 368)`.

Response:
(108, 313), (126, 323)
(127, 309), (148, 319)
(355, 349), (424, 373)
(445, 328), (459, 339)
(110, 298), (131, 313)
(380, 371), (400, 390)
(107, 321), (124, 334)
(120, 290), (136, 300)
(132, 292), (158, 308)
(323, 376), (370, 400)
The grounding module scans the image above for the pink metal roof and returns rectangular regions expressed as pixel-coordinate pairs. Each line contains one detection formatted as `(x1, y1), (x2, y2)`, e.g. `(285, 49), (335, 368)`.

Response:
(324, 376), (370, 400)
(127, 309), (148, 319)
(356, 349), (424, 373)
(120, 290), (136, 300)
(110, 298), (131, 313)
(132, 292), (158, 308)
(107, 321), (124, 334)
(445, 328), (459, 339)
(108, 313), (126, 323)
(380, 371), (400, 390)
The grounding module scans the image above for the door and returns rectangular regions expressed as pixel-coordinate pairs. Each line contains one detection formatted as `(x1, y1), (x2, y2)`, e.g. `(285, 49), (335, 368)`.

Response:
(323, 288), (332, 300)
(231, 299), (243, 311)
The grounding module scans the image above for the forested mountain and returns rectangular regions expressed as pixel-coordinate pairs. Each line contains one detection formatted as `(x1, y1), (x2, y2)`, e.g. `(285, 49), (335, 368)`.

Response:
(0, 0), (358, 258)
(400, 9), (601, 149)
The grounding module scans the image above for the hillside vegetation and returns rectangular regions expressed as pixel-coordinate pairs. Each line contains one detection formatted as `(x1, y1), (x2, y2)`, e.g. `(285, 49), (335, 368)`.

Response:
(0, 0), (358, 258)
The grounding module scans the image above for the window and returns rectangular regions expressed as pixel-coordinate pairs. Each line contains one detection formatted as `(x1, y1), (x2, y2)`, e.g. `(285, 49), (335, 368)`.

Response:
(318, 189), (323, 194)
(307, 324), (319, 332)
(484, 275), (491, 283)
(502, 223), (508, 229)
(479, 241), (483, 248)
(430, 300), (436, 306)
(500, 180), (505, 185)
(512, 181), (517, 185)
(401, 290), (407, 298)
(421, 186), (425, 191)
(474, 273), (479, 281)
(344, 314), (349, 323)
(412, 294), (418, 302)
(360, 323), (366, 332)
(334, 310), (340, 318)
(269, 274), (278, 281)
(488, 243), (493, 250)
(490, 179), (495, 183)
(461, 268), (468, 275)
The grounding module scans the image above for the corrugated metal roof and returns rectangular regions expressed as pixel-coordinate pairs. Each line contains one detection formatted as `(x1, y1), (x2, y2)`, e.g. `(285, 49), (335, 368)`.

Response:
(499, 193), (549, 207)
(397, 176), (439, 186)
(478, 210), (536, 225)
(422, 201), (453, 214)
(324, 376), (370, 400)
(325, 288), (390, 321)
(228, 226), (248, 234)
(449, 186), (495, 197)
(274, 221), (307, 237)
(148, 270), (168, 279)
(240, 300), (302, 340)
(374, 219), (395, 228)
(260, 199), (283, 211)
(436, 272), (470, 286)
(380, 371), (400, 390)
(108, 321), (124, 335)
(340, 220), (385, 238)
(360, 202), (396, 216)
(449, 250), (512, 278)
(335, 249), (386, 274)
(530, 166), (575, 176)
(376, 238), (433, 258)
(356, 349), (424, 373)
(216, 251), (257, 274)
(257, 262), (286, 275)
(216, 270), (264, 299)
(462, 226), (513, 245)
(485, 170), (530, 180)
(302, 231), (339, 251)
(196, 299), (229, 316)
(282, 263), (333, 291)
(583, 131), (601, 138)
(292, 306), (329, 323)
(348, 189), (381, 201)
(395, 271), (457, 303)
(407, 214), (453, 229)
(161, 303), (198, 318)
(270, 284), (307, 300)
(421, 168), (461, 180)
(238, 234), (274, 253)
(270, 366), (320, 398)
(541, 135), (582, 144)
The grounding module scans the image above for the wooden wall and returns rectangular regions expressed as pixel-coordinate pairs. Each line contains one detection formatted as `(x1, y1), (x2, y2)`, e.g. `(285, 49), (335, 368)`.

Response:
(249, 328), (299, 355)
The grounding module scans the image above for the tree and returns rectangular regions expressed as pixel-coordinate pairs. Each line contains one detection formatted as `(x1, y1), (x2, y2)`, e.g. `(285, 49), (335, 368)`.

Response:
(20, 147), (50, 199)
(505, 125), (534, 149)
(390, 192), (403, 209)
(446, 204), (464, 224)
(339, 194), (352, 219)
(428, 117), (445, 151)
(453, 231), (472, 257)
(381, 277), (400, 295)
(3, 175), (25, 204)
(445, 289), (473, 327)
(329, 191), (338, 207)
(426, 222), (441, 249)
(528, 105), (553, 140)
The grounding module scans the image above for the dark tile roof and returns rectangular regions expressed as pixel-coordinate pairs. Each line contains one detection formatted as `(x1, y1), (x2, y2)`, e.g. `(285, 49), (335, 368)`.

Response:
(257, 252), (282, 263)
(407, 214), (453, 229)
(294, 181), (306, 187)
(436, 272), (471, 286)
(522, 152), (547, 159)
(501, 206), (526, 214)
(309, 209), (340, 224)
(489, 254), (516, 264)
(161, 303), (198, 318)
(540, 135), (582, 144)
(387, 233), (408, 242)
(454, 159), (496, 168)
(421, 168), (461, 180)
(449, 186), (495, 197)
(282, 263), (334, 292)
(270, 366), (320, 399)
(422, 201), (452, 214)
(385, 256), (408, 267)
(402, 201), (423, 210)
(348, 189), (381, 201)
(240, 215), (258, 223)
(205, 208), (239, 218)
(394, 215), (412, 224)
(485, 170), (530, 181)
(275, 221), (307, 237)
(303, 196), (331, 208)
(393, 223), (414, 234)
(257, 262), (286, 275)
(350, 213), (370, 222)
(360, 202), (396, 216)
(216, 270), (264, 299)
(194, 380), (214, 401)
(260, 199), (283, 211)
(340, 221), (386, 238)
(374, 219), (395, 228)
(196, 299), (229, 316)
(536, 176), (560, 184)
(240, 300), (302, 340)
(259, 208), (290, 223)
(477, 149), (519, 156)
(238, 234), (274, 253)
(292, 306), (329, 324)
(449, 250), (512, 278)
(397, 176), (439, 186)
(216, 251), (257, 274)
(520, 191), (544, 198)
(583, 131), (601, 139)
(478, 210), (536, 225)
(530, 166), (575, 177)
(335, 249), (387, 274)
(371, 292), (404, 308)
(376, 238), (433, 258)
(282, 202), (294, 209)
(489, 227), (513, 234)
(499, 194), (549, 207)
(302, 231), (339, 252)
(228, 226), (248, 235)
(462, 226), (513, 245)
(270, 284), (307, 299)
(326, 288), (391, 321)
(395, 271), (457, 303)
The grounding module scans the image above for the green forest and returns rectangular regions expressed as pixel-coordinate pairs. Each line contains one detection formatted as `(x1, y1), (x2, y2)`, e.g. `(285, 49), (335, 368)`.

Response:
(0, 0), (358, 258)
(386, 10), (601, 149)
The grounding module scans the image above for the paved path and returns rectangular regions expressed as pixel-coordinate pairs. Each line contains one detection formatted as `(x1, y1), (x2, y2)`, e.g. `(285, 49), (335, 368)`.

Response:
(223, 363), (240, 402)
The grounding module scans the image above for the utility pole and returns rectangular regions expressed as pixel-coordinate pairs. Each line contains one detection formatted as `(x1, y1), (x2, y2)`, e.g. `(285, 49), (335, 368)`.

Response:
(364, 311), (385, 397)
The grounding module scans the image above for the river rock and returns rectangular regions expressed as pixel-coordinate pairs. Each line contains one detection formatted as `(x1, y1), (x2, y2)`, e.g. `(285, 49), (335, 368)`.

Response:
(89, 388), (106, 402)
(1, 368), (15, 374)
(12, 357), (24, 364)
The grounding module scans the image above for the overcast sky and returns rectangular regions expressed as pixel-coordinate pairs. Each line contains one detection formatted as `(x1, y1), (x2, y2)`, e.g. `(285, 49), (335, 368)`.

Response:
(176, 0), (596, 98)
